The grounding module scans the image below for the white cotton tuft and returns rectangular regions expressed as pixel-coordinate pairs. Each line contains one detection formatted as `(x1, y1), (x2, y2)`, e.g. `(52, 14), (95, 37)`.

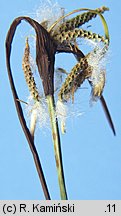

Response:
(30, 108), (38, 138)
(86, 43), (109, 101)
(84, 38), (99, 49)
(56, 99), (84, 134)
(29, 54), (37, 73)
(26, 96), (50, 134)
(56, 100), (67, 134)
(34, 0), (62, 29)
(35, 99), (49, 129)
(54, 67), (67, 93)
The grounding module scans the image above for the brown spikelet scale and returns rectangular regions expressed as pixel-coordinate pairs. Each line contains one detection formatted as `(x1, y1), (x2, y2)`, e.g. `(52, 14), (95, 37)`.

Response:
(40, 20), (49, 29)
(58, 57), (92, 102)
(22, 38), (40, 101)
(53, 6), (109, 36)
(73, 65), (92, 90)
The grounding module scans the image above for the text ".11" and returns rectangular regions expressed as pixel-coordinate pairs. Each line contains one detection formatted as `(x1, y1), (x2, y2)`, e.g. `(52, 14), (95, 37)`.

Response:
(105, 204), (116, 213)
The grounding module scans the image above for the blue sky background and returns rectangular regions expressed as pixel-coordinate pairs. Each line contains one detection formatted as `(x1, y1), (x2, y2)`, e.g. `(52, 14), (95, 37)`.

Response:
(0, 0), (121, 200)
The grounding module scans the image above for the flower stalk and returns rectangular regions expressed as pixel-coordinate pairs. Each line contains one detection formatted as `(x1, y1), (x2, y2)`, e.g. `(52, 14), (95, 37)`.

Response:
(47, 94), (67, 200)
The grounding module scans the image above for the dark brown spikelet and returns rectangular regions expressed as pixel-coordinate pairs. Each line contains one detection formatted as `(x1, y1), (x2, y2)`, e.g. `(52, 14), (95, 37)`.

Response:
(22, 38), (40, 101)
(53, 6), (109, 35)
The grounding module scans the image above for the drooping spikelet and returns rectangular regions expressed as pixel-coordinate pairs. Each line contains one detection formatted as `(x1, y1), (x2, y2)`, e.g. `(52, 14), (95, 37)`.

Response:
(58, 57), (92, 102)
(53, 6), (109, 35)
(22, 38), (40, 102)
(54, 28), (108, 45)
(58, 40), (108, 103)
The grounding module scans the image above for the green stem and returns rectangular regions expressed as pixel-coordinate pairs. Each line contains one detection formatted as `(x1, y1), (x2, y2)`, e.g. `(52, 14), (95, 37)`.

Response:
(46, 94), (68, 200)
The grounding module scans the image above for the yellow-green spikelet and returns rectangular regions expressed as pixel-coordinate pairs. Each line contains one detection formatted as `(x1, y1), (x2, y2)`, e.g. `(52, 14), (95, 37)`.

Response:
(22, 38), (40, 102)
(53, 6), (109, 35)
(54, 29), (108, 45)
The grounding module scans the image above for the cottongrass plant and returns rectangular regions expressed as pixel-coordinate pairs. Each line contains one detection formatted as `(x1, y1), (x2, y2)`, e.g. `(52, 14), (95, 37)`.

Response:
(5, 1), (116, 200)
